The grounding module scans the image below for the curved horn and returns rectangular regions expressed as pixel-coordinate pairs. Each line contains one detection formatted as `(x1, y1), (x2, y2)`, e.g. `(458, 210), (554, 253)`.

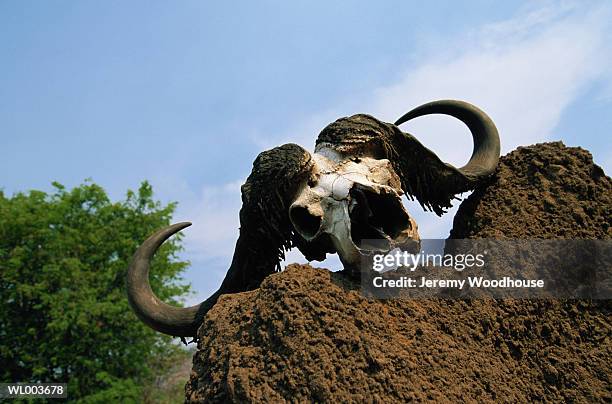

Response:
(394, 99), (500, 180)
(127, 143), (315, 339)
(127, 222), (218, 338)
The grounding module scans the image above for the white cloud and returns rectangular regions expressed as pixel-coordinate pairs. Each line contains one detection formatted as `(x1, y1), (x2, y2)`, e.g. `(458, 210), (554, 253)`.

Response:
(368, 1), (611, 236)
(370, 1), (610, 161)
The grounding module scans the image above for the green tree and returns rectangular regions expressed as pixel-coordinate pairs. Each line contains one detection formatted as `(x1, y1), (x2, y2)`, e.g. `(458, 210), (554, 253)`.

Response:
(0, 181), (191, 402)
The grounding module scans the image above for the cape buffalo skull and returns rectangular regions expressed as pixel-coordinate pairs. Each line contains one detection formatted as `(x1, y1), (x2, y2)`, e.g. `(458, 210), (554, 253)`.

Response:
(127, 100), (500, 340)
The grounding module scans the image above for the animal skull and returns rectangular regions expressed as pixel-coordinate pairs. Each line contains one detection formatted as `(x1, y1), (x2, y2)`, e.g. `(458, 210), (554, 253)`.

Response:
(289, 145), (419, 269)
(126, 100), (501, 339)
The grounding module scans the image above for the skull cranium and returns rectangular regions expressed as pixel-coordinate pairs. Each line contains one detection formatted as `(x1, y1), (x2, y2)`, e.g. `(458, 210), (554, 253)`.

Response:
(289, 145), (419, 269)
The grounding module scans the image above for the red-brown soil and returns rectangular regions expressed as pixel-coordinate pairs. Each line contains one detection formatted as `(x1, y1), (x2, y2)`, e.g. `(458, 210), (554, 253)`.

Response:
(186, 142), (611, 403)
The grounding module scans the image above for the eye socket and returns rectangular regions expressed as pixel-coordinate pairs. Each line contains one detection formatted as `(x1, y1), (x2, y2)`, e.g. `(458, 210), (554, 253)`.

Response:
(289, 206), (322, 239)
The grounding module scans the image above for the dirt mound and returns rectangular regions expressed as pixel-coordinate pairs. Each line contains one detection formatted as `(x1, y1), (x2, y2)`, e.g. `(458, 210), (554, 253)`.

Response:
(185, 142), (611, 402)
(451, 141), (611, 239)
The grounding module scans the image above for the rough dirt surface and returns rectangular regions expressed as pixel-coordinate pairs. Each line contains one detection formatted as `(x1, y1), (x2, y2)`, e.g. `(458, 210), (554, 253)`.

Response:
(451, 141), (610, 239)
(185, 142), (611, 403)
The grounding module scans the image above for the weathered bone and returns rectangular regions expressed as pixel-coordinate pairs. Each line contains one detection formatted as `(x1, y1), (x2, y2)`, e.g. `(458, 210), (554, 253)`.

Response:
(289, 146), (419, 269)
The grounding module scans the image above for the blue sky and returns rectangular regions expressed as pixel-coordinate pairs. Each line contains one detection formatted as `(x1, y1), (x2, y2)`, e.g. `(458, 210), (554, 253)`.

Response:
(2, 1), (611, 304)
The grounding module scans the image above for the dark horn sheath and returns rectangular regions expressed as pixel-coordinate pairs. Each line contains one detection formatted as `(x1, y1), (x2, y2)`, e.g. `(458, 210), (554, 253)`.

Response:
(390, 99), (501, 214)
(313, 100), (500, 215)
(126, 144), (314, 339)
(394, 99), (500, 180)
(127, 222), (219, 337)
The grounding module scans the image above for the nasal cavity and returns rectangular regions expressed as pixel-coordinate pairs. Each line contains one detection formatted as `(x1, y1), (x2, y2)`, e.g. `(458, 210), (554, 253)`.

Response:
(289, 205), (322, 240)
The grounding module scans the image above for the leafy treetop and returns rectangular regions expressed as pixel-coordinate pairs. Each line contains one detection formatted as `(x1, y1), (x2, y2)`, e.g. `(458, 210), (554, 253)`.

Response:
(0, 181), (191, 402)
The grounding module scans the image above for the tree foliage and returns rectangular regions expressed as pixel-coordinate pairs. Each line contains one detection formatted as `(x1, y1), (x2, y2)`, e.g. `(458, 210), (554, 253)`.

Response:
(0, 181), (191, 401)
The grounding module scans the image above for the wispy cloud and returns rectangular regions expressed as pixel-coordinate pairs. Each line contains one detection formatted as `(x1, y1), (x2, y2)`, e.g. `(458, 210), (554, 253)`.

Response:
(367, 1), (612, 237)
(388, 5), (606, 142)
